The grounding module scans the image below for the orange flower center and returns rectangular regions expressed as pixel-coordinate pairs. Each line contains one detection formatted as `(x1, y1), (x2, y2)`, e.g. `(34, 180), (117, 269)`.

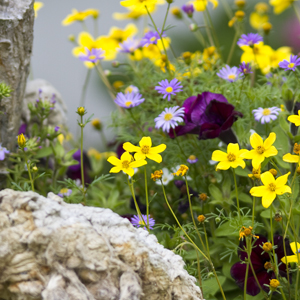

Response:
(227, 153), (236, 162)
(256, 146), (265, 154)
(141, 145), (150, 154)
(122, 160), (130, 169)
(269, 183), (276, 192)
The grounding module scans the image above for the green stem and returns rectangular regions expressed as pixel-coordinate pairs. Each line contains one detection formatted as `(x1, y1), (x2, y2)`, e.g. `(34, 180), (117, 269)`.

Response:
(281, 220), (291, 299)
(252, 194), (255, 228)
(161, 3), (170, 32)
(191, 17), (207, 47)
(238, 77), (245, 103)
(244, 238), (251, 300)
(128, 109), (145, 136)
(79, 69), (91, 107)
(144, 166), (150, 232)
(249, 259), (269, 300)
(226, 27), (239, 65)
(127, 176), (143, 221)
(232, 168), (241, 221)
(80, 116), (86, 204)
(25, 156), (34, 192)
(50, 142), (58, 189)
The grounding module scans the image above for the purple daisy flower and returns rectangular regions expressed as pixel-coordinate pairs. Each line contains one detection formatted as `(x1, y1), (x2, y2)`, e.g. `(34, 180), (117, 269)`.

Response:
(79, 47), (105, 63)
(237, 33), (263, 47)
(252, 107), (281, 124)
(187, 155), (198, 164)
(238, 62), (252, 75)
(279, 54), (300, 71)
(58, 188), (72, 198)
(140, 30), (165, 47)
(182, 3), (194, 17)
(155, 78), (183, 101)
(114, 92), (145, 108)
(0, 143), (9, 161)
(118, 38), (140, 53)
(155, 106), (185, 133)
(131, 214), (155, 230)
(217, 65), (243, 82)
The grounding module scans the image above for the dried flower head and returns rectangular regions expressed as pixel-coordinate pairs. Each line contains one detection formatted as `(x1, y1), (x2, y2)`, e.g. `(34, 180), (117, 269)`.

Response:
(173, 165), (189, 176)
(263, 242), (273, 252)
(197, 215), (206, 223)
(199, 193), (208, 201)
(269, 279), (280, 290)
(151, 170), (163, 181)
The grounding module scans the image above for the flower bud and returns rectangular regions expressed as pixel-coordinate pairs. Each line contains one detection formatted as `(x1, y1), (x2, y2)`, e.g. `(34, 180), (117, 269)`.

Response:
(235, 0), (246, 9)
(166, 0), (173, 3)
(182, 51), (192, 65)
(77, 107), (85, 116)
(269, 169), (277, 176)
(171, 7), (182, 19)
(68, 34), (75, 42)
(199, 193), (208, 201)
(91, 118), (102, 131)
(262, 22), (272, 35)
(189, 23), (198, 32)
(197, 215), (206, 223)
(17, 134), (26, 148)
(104, 70), (111, 76)
(215, 216), (221, 224)
(235, 10), (245, 21)
(112, 61), (120, 68)
(269, 279), (280, 291)
(32, 166), (38, 172)
(262, 242), (273, 252)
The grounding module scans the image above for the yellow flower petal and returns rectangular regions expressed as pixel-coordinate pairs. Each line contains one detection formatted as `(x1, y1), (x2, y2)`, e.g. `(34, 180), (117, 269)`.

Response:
(250, 132), (264, 149)
(240, 149), (255, 159)
(230, 159), (246, 169)
(288, 114), (300, 126)
(134, 152), (146, 161)
(252, 153), (265, 169)
(276, 185), (292, 195)
(263, 146), (278, 157)
(283, 153), (299, 163)
(261, 171), (275, 186)
(290, 242), (300, 255)
(150, 144), (167, 154)
(123, 167), (135, 177)
(146, 152), (162, 163)
(211, 150), (227, 161)
(139, 136), (152, 148)
(78, 32), (95, 49)
(109, 166), (122, 173)
(216, 161), (231, 170)
(275, 172), (290, 187)
(250, 185), (270, 197)
(130, 159), (147, 168)
(107, 156), (121, 166)
(264, 132), (276, 149)
(227, 143), (239, 154)
(121, 151), (132, 162)
(262, 190), (277, 208)
(281, 254), (300, 264)
(123, 142), (140, 153)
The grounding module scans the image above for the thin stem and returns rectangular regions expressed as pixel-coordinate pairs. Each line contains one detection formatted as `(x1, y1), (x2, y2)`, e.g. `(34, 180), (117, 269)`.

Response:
(202, 12), (215, 46)
(249, 259), (269, 300)
(226, 29), (239, 65)
(238, 77), (245, 102)
(232, 168), (241, 221)
(252, 194), (255, 228)
(127, 176), (143, 221)
(25, 157), (34, 192)
(172, 129), (186, 158)
(128, 109), (145, 136)
(80, 116), (86, 204)
(244, 238), (251, 300)
(281, 220), (291, 299)
(191, 17), (207, 47)
(79, 69), (91, 107)
(202, 223), (210, 259)
(93, 18), (98, 37)
(161, 3), (170, 32)
(144, 166), (150, 232)
(50, 142), (58, 189)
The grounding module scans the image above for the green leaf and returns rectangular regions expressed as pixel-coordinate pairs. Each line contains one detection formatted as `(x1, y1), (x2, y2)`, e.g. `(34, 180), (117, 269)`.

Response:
(54, 142), (65, 158)
(209, 184), (223, 201)
(279, 114), (290, 133)
(35, 147), (53, 158)
(65, 148), (78, 161)
(202, 276), (226, 296)
(260, 208), (272, 219)
(238, 193), (253, 204)
(234, 167), (250, 177)
(215, 222), (238, 237)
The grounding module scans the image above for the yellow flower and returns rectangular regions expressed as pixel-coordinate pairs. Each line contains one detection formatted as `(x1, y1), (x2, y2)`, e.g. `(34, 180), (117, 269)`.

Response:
(248, 166), (261, 180)
(250, 12), (269, 30)
(108, 24), (138, 43)
(88, 148), (103, 160)
(62, 9), (99, 26)
(34, 2), (44, 18)
(192, 0), (219, 12)
(113, 3), (159, 20)
(120, 0), (160, 11)
(281, 242), (300, 264)
(211, 143), (248, 170)
(57, 134), (64, 145)
(73, 32), (117, 66)
(18, 134), (26, 148)
(107, 151), (147, 177)
(262, 46), (291, 74)
(151, 170), (163, 181)
(173, 165), (189, 176)
(241, 132), (278, 169)
(123, 137), (166, 163)
(197, 214), (206, 223)
(250, 171), (291, 208)
(239, 226), (259, 240)
(269, 279), (280, 289)
(270, 0), (295, 14)
(255, 2), (269, 13)
(288, 110), (300, 126)
(91, 118), (102, 130)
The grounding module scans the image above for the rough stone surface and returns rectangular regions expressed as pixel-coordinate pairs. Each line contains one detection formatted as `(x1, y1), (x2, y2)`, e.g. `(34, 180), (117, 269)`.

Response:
(22, 79), (68, 128)
(0, 189), (203, 300)
(0, 0), (34, 174)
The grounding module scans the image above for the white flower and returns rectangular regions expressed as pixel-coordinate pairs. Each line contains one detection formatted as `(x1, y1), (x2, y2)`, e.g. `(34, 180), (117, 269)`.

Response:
(252, 107), (281, 124)
(155, 168), (173, 186)
(154, 106), (185, 133)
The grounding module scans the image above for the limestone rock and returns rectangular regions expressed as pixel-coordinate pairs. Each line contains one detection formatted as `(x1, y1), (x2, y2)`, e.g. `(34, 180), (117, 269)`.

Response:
(0, 189), (204, 300)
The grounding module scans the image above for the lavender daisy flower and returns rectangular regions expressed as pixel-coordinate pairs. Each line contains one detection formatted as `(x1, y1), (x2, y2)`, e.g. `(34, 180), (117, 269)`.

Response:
(252, 107), (281, 124)
(58, 188), (72, 198)
(155, 106), (185, 133)
(237, 33), (263, 47)
(217, 65), (243, 82)
(155, 78), (183, 101)
(0, 143), (9, 161)
(279, 54), (300, 71)
(118, 38), (140, 53)
(131, 214), (155, 230)
(187, 155), (198, 164)
(79, 47), (105, 63)
(182, 3), (194, 17)
(114, 92), (145, 108)
(140, 31), (162, 47)
(238, 62), (253, 75)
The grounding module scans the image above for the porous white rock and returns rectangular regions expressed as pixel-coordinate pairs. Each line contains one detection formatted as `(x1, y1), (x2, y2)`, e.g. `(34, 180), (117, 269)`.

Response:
(0, 189), (203, 300)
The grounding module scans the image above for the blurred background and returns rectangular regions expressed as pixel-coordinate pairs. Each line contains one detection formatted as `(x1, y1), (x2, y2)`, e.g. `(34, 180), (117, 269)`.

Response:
(31, 0), (300, 150)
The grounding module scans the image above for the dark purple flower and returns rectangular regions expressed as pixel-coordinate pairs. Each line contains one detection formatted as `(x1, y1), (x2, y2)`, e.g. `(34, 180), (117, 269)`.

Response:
(66, 149), (91, 184)
(231, 235), (292, 296)
(54, 126), (60, 132)
(169, 92), (242, 142)
(238, 62), (253, 75)
(18, 123), (28, 135)
(182, 3), (194, 17)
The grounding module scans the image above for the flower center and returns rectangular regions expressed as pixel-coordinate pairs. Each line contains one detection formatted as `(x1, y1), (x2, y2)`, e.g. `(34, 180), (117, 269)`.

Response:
(262, 108), (271, 116)
(189, 155), (196, 160)
(228, 74), (236, 80)
(269, 183), (276, 192)
(264, 262), (273, 270)
(164, 113), (173, 121)
(288, 63), (295, 69)
(129, 47), (135, 52)
(150, 36), (156, 42)
(125, 101), (132, 107)
(253, 46), (259, 54)
(294, 143), (300, 154)
(89, 55), (96, 60)
(139, 219), (146, 225)
(60, 188), (68, 194)
(122, 160), (130, 168)
(227, 153), (236, 162)
(243, 68), (247, 73)
(165, 86), (173, 93)
(256, 146), (265, 154)
(141, 145), (150, 154)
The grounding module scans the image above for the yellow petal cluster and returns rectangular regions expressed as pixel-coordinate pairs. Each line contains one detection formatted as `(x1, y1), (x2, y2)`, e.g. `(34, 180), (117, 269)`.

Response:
(107, 151), (147, 177)
(241, 133), (278, 169)
(120, 0), (160, 11)
(173, 165), (189, 176)
(269, 0), (295, 14)
(62, 9), (99, 26)
(250, 171), (291, 208)
(283, 143), (300, 164)
(281, 242), (300, 264)
(288, 110), (300, 126)
(34, 2), (44, 18)
(123, 137), (166, 163)
(192, 0), (219, 12)
(211, 143), (248, 170)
